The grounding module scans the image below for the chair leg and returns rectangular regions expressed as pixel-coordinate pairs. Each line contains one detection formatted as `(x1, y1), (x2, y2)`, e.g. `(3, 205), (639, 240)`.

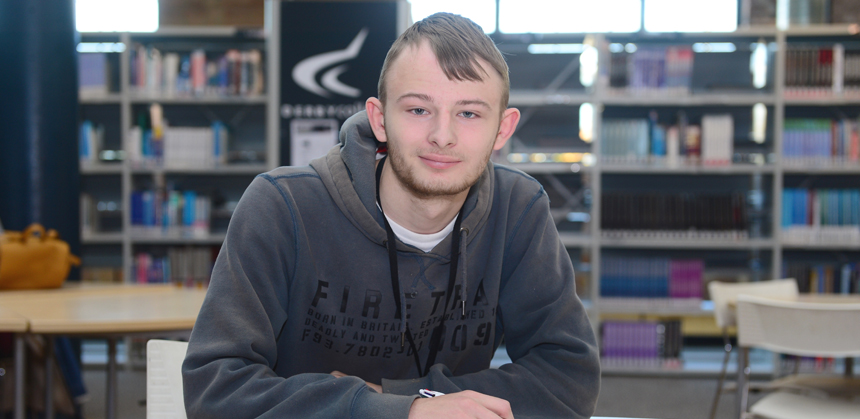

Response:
(708, 329), (732, 419)
(736, 347), (750, 419)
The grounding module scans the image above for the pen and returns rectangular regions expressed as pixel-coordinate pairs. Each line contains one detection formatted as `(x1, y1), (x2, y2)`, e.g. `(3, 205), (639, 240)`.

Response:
(419, 389), (445, 398)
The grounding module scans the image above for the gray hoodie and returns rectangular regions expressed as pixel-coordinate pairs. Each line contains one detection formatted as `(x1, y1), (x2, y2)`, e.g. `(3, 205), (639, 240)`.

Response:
(182, 111), (600, 418)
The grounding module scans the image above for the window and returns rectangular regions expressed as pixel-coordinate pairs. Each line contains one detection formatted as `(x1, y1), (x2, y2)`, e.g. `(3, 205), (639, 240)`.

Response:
(76, 0), (159, 33)
(644, 0), (737, 33)
(411, 0), (740, 34)
(500, 0), (641, 33)
(409, 0), (497, 33)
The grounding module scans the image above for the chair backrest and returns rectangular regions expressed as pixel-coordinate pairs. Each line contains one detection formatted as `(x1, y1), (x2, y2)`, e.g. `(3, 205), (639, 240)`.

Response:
(736, 294), (860, 358)
(147, 339), (189, 419)
(708, 279), (799, 329)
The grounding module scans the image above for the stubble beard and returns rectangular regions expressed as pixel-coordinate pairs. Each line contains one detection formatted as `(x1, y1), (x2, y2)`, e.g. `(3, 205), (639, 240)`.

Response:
(385, 130), (494, 200)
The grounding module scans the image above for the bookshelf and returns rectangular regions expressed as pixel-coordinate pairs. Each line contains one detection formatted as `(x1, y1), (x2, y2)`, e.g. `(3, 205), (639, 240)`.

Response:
(77, 27), (277, 286)
(493, 22), (860, 373)
(76, 20), (860, 373)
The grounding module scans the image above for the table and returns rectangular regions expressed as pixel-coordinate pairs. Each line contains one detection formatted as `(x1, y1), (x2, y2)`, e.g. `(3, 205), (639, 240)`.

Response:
(0, 283), (207, 419)
(0, 307), (29, 419)
(733, 294), (860, 418)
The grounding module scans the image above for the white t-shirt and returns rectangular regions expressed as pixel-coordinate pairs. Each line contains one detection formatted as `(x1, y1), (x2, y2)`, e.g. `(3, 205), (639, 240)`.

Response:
(384, 213), (458, 253)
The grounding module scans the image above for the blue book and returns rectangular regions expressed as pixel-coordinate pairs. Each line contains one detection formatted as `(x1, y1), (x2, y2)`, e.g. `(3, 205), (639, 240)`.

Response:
(79, 121), (92, 159)
(651, 125), (666, 157)
(183, 190), (197, 227)
(142, 191), (154, 227)
(130, 191), (143, 226)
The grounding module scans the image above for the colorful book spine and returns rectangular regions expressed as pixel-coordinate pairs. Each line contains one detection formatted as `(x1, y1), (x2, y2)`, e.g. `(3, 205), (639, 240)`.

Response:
(783, 263), (860, 294)
(600, 320), (683, 368)
(133, 246), (216, 287)
(129, 44), (265, 97)
(601, 256), (703, 301)
(130, 188), (211, 236)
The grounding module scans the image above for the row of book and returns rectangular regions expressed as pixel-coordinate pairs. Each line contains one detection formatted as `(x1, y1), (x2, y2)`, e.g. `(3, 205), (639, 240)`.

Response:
(782, 118), (860, 162)
(130, 189), (211, 236)
(778, 356), (840, 375)
(601, 192), (747, 232)
(79, 120), (106, 164)
(602, 114), (734, 166)
(81, 266), (124, 284)
(609, 46), (694, 94)
(782, 188), (860, 227)
(134, 246), (216, 287)
(600, 257), (703, 299)
(600, 320), (683, 368)
(130, 45), (264, 97)
(127, 121), (230, 168)
(784, 263), (860, 294)
(79, 52), (118, 96)
(785, 47), (835, 88)
(784, 45), (860, 96)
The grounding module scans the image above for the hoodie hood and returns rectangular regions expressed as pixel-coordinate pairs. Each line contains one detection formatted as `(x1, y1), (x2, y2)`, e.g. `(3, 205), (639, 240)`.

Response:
(309, 110), (494, 256)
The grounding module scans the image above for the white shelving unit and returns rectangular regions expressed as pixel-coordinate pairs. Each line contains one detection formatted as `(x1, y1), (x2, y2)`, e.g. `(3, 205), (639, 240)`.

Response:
(495, 23), (860, 372)
(77, 22), (860, 374)
(78, 26), (278, 284)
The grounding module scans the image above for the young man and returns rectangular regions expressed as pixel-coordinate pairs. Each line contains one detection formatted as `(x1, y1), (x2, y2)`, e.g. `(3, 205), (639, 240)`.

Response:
(183, 12), (599, 418)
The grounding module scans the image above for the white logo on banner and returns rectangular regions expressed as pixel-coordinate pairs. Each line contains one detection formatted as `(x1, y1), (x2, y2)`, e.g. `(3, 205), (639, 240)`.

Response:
(292, 28), (369, 98)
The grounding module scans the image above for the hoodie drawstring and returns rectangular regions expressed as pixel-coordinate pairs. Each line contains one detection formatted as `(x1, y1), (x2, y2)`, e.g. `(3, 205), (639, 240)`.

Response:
(374, 156), (469, 377)
(460, 228), (468, 316)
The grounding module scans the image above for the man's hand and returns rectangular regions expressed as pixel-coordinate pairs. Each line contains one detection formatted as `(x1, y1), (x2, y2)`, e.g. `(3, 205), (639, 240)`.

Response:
(330, 370), (382, 393)
(408, 390), (514, 419)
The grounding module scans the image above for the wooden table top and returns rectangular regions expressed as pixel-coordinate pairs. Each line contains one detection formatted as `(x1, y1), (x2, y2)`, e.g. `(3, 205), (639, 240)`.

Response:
(0, 283), (208, 334)
(0, 306), (28, 332)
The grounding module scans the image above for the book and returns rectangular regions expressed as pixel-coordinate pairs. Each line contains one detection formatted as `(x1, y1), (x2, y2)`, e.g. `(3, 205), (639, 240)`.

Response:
(600, 320), (683, 368)
(129, 117), (232, 169)
(129, 44), (265, 97)
(701, 114), (733, 166)
(134, 246), (216, 287)
(130, 187), (212, 237)
(78, 52), (109, 95)
(601, 256), (703, 302)
(601, 192), (747, 236)
(609, 45), (693, 95)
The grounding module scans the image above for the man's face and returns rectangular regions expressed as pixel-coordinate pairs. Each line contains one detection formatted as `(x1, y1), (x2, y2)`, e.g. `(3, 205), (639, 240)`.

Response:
(368, 41), (518, 199)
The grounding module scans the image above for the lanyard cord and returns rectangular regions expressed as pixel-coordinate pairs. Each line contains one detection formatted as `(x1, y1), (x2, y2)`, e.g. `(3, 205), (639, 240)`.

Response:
(375, 156), (465, 377)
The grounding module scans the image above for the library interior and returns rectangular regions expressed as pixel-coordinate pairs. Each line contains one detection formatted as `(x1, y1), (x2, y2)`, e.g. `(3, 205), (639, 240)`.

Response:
(1, 0), (860, 418)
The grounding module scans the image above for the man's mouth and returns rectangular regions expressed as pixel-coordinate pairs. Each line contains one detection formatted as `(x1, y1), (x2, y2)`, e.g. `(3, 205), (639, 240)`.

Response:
(419, 154), (460, 169)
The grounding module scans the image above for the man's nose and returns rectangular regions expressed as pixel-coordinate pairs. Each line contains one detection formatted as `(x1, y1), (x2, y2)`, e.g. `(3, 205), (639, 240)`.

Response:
(429, 113), (457, 148)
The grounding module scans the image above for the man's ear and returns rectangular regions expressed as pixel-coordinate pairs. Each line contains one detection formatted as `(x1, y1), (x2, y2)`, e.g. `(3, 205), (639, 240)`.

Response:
(493, 107), (521, 151)
(366, 98), (387, 143)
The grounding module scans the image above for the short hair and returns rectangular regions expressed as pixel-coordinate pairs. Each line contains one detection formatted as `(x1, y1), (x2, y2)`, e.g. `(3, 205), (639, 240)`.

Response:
(377, 12), (510, 110)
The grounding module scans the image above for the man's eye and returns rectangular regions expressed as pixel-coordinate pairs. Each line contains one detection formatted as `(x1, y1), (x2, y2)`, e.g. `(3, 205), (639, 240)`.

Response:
(461, 111), (477, 119)
(411, 108), (427, 115)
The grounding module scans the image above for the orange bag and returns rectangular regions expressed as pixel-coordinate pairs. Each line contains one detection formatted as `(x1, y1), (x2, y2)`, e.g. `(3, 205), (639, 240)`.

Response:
(0, 223), (80, 290)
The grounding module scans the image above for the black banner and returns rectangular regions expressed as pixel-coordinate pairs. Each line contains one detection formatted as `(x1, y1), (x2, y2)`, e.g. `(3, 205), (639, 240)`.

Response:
(280, 1), (399, 166)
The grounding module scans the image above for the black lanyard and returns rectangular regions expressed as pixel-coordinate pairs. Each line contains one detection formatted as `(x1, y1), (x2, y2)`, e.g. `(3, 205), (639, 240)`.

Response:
(374, 156), (465, 377)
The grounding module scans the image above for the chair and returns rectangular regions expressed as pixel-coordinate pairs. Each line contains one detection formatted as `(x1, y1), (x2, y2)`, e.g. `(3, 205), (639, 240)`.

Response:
(736, 294), (860, 419)
(146, 339), (189, 419)
(706, 279), (799, 419)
